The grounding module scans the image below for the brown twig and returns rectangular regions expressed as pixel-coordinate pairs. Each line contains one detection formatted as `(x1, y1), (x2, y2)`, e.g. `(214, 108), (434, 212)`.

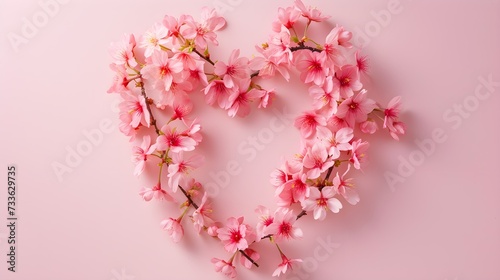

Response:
(296, 210), (307, 220)
(178, 185), (199, 209)
(139, 80), (160, 135)
(290, 45), (322, 53)
(239, 249), (260, 268)
(193, 48), (215, 66)
(324, 166), (334, 181)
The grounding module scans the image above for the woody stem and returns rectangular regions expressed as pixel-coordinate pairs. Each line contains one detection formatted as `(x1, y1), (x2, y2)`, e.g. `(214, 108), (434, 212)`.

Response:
(324, 166), (334, 181)
(193, 48), (215, 66)
(290, 43), (322, 53)
(178, 185), (199, 209)
(139, 78), (160, 135)
(239, 249), (260, 268)
(296, 210), (307, 220)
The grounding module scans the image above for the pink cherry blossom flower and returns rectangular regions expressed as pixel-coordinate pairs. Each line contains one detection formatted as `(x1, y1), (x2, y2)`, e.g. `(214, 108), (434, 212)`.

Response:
(383, 96), (405, 140)
(350, 139), (369, 170)
(250, 54), (291, 81)
(328, 115), (350, 131)
(327, 25), (352, 48)
(355, 50), (369, 75)
(227, 92), (250, 117)
(204, 79), (238, 109)
(119, 92), (151, 128)
(316, 126), (353, 158)
(167, 152), (204, 192)
(360, 119), (378, 134)
(384, 96), (401, 127)
(296, 51), (328, 86)
(187, 60), (209, 88)
(303, 144), (334, 179)
(192, 192), (214, 233)
(276, 173), (310, 206)
(155, 82), (193, 109)
(141, 51), (184, 92)
(333, 165), (359, 205)
(160, 217), (184, 243)
(108, 63), (134, 94)
(294, 0), (330, 22)
(332, 65), (363, 99)
(388, 121), (406, 140)
(207, 223), (221, 237)
(255, 205), (274, 240)
(140, 23), (169, 57)
(276, 185), (294, 207)
(162, 15), (184, 47)
(287, 149), (307, 174)
(184, 119), (203, 144)
(132, 135), (156, 176)
(337, 90), (376, 127)
(211, 258), (237, 278)
(214, 49), (250, 89)
(267, 209), (303, 242)
(181, 8), (226, 50)
(309, 76), (339, 117)
(118, 110), (137, 140)
(270, 169), (287, 189)
(199, 7), (226, 28)
(171, 94), (193, 125)
(139, 184), (174, 202)
(155, 124), (197, 152)
(185, 178), (203, 198)
(217, 217), (251, 253)
(273, 6), (301, 31)
(270, 165), (294, 204)
(255, 88), (275, 109)
(268, 26), (294, 63)
(109, 33), (137, 67)
(172, 50), (199, 70)
(272, 254), (302, 277)
(323, 26), (351, 68)
(301, 187), (342, 220)
(227, 81), (263, 118)
(240, 87), (275, 110)
(240, 249), (260, 269)
(294, 111), (327, 139)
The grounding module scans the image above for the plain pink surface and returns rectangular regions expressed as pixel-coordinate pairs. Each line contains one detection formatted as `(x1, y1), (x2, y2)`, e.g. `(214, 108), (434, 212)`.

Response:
(1, 0), (500, 279)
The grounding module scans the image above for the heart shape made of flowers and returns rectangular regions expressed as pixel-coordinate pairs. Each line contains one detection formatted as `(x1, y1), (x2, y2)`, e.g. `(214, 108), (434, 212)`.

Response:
(107, 1), (405, 278)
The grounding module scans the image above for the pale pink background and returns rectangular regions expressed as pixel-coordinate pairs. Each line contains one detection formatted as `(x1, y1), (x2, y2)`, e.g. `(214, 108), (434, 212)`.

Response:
(1, 0), (499, 280)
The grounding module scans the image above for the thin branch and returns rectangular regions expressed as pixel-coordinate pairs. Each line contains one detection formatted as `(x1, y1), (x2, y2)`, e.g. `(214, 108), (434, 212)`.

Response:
(193, 48), (215, 66)
(239, 250), (260, 268)
(139, 80), (160, 135)
(260, 234), (272, 240)
(290, 45), (322, 53)
(296, 210), (307, 220)
(324, 166), (334, 181)
(178, 185), (199, 209)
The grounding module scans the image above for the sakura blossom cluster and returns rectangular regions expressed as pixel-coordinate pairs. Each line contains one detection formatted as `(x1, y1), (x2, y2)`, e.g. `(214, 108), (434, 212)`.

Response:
(107, 0), (404, 278)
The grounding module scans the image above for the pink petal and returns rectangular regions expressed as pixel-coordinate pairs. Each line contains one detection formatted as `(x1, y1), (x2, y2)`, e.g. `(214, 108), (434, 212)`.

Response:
(313, 207), (326, 220)
(343, 188), (360, 205)
(336, 127), (354, 143)
(134, 161), (145, 176)
(292, 227), (303, 238)
(327, 198), (343, 213)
